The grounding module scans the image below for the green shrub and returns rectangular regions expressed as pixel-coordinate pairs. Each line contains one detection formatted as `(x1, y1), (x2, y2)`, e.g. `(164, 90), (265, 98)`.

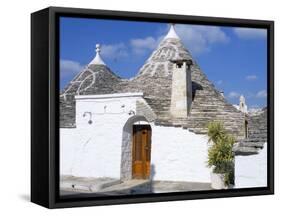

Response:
(207, 121), (226, 144)
(207, 122), (235, 186)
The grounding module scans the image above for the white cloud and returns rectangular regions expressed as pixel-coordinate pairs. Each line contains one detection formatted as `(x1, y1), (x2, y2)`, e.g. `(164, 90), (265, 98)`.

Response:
(175, 25), (229, 55)
(101, 43), (128, 59)
(233, 28), (267, 39)
(228, 91), (240, 99)
(245, 92), (255, 98)
(228, 90), (267, 100)
(131, 36), (158, 50)
(129, 24), (230, 57)
(256, 90), (267, 98)
(60, 59), (84, 78)
(97, 24), (229, 61)
(96, 24), (229, 61)
(246, 75), (258, 80)
(130, 36), (162, 56)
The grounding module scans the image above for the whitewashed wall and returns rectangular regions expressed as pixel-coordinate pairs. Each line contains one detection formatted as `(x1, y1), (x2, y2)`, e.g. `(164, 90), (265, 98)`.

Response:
(60, 93), (211, 183)
(235, 143), (267, 188)
(150, 125), (211, 182)
(60, 93), (143, 179)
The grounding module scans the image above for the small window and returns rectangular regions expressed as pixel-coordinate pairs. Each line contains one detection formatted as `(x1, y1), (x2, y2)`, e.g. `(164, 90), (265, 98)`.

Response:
(176, 63), (183, 68)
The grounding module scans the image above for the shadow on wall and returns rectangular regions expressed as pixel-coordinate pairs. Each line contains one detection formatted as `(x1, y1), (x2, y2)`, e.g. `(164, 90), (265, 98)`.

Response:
(192, 81), (203, 101)
(150, 164), (156, 193)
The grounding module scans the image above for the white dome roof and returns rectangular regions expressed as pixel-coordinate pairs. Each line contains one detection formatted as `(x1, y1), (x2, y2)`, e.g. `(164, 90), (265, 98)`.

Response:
(89, 44), (106, 65)
(164, 24), (180, 40)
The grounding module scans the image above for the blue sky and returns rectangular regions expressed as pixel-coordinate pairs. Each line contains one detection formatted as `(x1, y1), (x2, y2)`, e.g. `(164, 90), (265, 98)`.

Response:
(60, 17), (267, 109)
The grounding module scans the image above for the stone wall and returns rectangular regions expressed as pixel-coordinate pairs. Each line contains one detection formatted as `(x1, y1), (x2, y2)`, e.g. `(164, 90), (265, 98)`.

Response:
(234, 107), (267, 155)
(136, 100), (157, 122)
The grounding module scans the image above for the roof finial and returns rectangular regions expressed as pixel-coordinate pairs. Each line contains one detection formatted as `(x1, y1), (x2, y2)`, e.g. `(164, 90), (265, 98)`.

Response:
(89, 43), (106, 65)
(240, 95), (245, 103)
(96, 43), (101, 54)
(164, 23), (180, 40)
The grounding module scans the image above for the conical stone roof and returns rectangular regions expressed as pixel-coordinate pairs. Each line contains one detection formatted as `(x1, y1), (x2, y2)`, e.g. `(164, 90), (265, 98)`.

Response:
(136, 38), (192, 77)
(60, 46), (122, 127)
(60, 26), (246, 140)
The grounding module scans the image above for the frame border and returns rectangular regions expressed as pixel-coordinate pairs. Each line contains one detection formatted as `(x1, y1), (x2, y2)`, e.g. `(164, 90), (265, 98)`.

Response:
(32, 6), (274, 208)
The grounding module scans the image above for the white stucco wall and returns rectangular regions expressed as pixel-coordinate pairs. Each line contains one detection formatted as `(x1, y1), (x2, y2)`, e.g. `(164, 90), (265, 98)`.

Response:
(60, 121), (124, 178)
(60, 128), (87, 176)
(150, 125), (211, 182)
(60, 93), (144, 179)
(60, 93), (211, 183)
(235, 143), (267, 188)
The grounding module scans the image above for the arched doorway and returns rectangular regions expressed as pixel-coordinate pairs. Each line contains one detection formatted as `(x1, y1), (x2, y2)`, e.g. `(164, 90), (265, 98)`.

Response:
(121, 115), (152, 180)
(132, 124), (151, 179)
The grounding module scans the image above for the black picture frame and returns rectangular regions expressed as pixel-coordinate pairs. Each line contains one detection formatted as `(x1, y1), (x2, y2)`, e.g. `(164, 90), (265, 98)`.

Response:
(31, 6), (274, 209)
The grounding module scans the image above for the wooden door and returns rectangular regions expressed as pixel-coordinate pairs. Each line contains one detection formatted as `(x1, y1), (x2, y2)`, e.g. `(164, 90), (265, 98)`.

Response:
(132, 125), (151, 179)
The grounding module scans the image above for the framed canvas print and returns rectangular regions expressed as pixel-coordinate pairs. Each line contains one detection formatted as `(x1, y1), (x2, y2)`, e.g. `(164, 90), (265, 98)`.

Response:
(31, 6), (274, 208)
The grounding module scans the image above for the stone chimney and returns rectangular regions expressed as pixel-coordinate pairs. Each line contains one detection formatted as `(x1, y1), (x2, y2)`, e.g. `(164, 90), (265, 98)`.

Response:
(170, 59), (193, 118)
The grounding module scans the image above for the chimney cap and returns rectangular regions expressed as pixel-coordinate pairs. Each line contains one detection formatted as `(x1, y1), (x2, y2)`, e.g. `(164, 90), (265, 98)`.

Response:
(170, 58), (193, 66)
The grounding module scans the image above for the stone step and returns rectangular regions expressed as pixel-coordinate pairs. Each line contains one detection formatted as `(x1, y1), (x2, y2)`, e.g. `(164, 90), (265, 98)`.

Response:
(187, 128), (208, 134)
(239, 141), (264, 148)
(234, 146), (259, 155)
(98, 180), (151, 195)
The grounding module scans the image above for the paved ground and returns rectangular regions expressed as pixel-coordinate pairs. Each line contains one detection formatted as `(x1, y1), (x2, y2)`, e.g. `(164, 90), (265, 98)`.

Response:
(60, 176), (213, 198)
(60, 176), (121, 193)
(152, 181), (212, 192)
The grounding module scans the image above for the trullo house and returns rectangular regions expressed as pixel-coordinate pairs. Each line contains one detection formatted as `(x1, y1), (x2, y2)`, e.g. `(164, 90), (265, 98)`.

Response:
(60, 24), (266, 186)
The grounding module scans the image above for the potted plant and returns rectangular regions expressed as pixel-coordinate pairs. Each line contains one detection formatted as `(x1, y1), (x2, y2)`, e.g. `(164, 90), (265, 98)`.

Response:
(207, 122), (235, 189)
